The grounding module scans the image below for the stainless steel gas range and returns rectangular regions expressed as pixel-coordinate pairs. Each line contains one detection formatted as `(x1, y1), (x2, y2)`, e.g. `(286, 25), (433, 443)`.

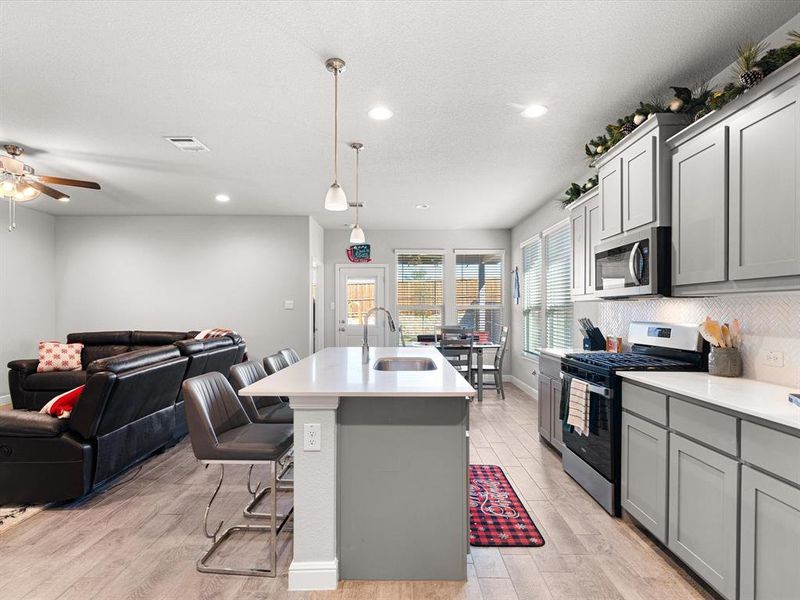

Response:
(559, 321), (708, 516)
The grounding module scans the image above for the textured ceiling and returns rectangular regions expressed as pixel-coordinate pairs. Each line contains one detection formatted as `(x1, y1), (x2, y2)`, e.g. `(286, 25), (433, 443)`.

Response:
(2, 1), (799, 229)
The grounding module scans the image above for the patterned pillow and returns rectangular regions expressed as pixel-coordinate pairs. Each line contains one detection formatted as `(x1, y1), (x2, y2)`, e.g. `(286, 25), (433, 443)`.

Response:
(37, 341), (84, 373)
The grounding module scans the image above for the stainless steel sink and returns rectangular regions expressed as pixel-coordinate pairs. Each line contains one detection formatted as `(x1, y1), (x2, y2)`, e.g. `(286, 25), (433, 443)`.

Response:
(373, 357), (437, 371)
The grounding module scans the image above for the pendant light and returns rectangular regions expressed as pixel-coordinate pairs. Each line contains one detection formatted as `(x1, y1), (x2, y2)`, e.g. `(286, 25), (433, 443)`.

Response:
(349, 142), (365, 244)
(324, 58), (348, 211)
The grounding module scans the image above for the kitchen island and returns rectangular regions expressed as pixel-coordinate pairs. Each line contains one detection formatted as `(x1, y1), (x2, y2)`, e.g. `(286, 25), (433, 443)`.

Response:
(239, 346), (476, 591)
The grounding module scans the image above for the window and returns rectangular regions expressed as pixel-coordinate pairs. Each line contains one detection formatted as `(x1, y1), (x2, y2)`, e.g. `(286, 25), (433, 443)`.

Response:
(522, 238), (542, 354)
(454, 251), (504, 342)
(396, 252), (444, 343)
(521, 221), (572, 355)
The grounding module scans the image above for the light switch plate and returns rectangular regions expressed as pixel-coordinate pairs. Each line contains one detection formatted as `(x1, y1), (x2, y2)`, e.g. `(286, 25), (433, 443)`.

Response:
(284, 300), (294, 310)
(764, 351), (785, 367)
(303, 423), (321, 451)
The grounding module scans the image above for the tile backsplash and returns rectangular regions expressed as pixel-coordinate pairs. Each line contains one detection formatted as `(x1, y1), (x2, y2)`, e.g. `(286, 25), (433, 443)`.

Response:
(597, 294), (800, 388)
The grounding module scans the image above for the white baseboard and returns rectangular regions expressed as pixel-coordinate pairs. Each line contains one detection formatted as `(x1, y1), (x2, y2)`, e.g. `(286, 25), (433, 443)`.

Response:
(0, 394), (10, 407)
(288, 558), (339, 591)
(505, 375), (537, 399)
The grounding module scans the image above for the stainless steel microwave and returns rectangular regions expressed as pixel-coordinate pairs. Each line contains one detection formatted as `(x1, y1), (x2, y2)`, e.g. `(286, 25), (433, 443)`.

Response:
(594, 227), (671, 298)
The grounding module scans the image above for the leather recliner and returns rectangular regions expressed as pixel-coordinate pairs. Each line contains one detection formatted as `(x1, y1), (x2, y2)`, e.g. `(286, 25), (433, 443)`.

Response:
(0, 346), (188, 505)
(7, 330), (196, 411)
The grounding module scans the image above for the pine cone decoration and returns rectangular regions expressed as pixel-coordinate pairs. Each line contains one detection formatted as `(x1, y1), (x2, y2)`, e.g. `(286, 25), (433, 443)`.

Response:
(620, 122), (636, 136)
(739, 68), (764, 89)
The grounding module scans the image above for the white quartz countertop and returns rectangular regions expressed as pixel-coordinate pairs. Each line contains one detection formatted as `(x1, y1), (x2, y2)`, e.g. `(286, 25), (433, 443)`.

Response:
(619, 371), (800, 432)
(239, 346), (476, 398)
(540, 348), (583, 359)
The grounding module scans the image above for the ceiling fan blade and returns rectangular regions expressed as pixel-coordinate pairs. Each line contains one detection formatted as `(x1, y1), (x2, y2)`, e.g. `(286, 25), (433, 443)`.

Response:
(25, 179), (70, 202)
(37, 175), (101, 190)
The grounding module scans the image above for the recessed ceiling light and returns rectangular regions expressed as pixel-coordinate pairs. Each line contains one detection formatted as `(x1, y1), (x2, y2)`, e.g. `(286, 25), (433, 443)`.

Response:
(368, 106), (394, 120)
(521, 104), (548, 118)
(215, 193), (230, 203)
(415, 203), (430, 210)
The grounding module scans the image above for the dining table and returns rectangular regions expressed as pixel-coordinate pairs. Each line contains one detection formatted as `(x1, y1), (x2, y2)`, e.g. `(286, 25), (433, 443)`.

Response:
(408, 340), (501, 402)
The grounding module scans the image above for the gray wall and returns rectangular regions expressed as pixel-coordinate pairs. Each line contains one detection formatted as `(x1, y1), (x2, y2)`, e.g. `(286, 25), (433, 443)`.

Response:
(309, 217), (325, 354)
(510, 201), (599, 394)
(54, 215), (312, 361)
(0, 205), (57, 403)
(323, 229), (512, 362)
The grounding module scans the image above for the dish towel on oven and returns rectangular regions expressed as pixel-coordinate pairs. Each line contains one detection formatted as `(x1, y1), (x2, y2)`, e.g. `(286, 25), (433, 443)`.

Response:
(566, 378), (590, 436)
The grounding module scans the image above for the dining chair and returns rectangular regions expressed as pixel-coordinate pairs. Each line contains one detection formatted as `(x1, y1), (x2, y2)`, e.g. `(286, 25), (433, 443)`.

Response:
(472, 325), (509, 399)
(438, 326), (474, 381)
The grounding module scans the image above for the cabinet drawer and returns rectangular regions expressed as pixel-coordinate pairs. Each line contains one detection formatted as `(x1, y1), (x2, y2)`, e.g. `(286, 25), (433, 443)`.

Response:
(670, 397), (738, 456)
(741, 421), (800, 486)
(622, 382), (667, 425)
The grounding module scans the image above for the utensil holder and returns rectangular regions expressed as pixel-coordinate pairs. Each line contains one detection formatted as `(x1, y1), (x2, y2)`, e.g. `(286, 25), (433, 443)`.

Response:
(709, 347), (742, 377)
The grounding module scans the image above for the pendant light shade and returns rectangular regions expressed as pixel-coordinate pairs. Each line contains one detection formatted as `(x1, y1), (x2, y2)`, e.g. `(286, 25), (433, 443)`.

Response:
(324, 58), (348, 211)
(349, 224), (365, 244)
(325, 182), (348, 211)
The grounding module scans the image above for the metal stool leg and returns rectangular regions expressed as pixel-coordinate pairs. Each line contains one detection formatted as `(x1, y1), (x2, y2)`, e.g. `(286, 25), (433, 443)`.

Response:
(243, 452), (293, 520)
(196, 462), (293, 577)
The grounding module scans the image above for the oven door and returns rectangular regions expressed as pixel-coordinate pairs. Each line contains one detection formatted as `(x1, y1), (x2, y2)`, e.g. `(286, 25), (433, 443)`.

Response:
(594, 228), (657, 298)
(561, 376), (614, 482)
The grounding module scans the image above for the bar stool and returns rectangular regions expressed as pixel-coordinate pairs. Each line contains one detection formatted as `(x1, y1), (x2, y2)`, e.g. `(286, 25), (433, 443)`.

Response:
(183, 372), (293, 577)
(229, 360), (294, 519)
(279, 347), (301, 365)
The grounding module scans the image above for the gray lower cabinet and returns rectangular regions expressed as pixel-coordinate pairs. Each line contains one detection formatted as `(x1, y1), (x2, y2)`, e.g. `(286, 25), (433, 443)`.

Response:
(668, 433), (739, 600)
(538, 374), (552, 441)
(551, 379), (564, 453)
(621, 411), (668, 543)
(740, 466), (800, 600)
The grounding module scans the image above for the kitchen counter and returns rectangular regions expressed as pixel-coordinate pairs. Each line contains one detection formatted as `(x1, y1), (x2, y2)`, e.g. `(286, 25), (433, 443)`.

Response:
(619, 371), (800, 432)
(240, 346), (472, 590)
(239, 346), (475, 398)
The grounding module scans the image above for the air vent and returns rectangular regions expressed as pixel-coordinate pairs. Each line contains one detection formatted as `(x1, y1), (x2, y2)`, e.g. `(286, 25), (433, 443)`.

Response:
(163, 136), (210, 152)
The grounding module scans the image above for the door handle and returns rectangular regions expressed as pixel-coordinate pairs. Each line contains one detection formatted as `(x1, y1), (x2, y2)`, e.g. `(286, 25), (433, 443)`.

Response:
(338, 327), (346, 332)
(628, 242), (641, 285)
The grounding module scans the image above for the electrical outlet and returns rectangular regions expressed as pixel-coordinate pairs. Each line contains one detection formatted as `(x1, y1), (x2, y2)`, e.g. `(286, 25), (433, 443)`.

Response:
(284, 300), (294, 310)
(764, 351), (785, 367)
(303, 423), (321, 451)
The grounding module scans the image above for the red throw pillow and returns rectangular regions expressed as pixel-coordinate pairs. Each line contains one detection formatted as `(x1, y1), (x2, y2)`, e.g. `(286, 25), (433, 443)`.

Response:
(39, 385), (85, 419)
(37, 341), (83, 373)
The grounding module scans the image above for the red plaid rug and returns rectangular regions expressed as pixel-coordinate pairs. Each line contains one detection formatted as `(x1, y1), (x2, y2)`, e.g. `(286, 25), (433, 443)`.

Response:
(469, 464), (545, 547)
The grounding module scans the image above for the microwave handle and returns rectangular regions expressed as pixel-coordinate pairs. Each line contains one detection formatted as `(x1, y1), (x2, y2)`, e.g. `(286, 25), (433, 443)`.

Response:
(628, 241), (642, 284)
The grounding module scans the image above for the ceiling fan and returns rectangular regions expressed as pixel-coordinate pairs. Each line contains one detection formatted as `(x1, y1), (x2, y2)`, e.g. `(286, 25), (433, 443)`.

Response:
(0, 144), (101, 231)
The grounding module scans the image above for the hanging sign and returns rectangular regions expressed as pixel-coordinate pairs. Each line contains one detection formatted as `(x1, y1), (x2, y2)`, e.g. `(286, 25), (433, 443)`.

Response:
(347, 244), (372, 263)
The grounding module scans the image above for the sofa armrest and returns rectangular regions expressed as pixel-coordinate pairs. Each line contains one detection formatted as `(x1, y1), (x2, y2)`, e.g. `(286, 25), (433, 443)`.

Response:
(0, 410), (68, 438)
(8, 359), (40, 375)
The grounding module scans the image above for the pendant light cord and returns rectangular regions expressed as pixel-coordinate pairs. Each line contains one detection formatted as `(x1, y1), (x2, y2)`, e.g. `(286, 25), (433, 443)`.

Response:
(334, 69), (339, 184)
(355, 146), (360, 224)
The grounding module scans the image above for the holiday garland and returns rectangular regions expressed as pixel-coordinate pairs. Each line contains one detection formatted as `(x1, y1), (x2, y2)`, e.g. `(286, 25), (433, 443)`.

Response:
(560, 30), (800, 208)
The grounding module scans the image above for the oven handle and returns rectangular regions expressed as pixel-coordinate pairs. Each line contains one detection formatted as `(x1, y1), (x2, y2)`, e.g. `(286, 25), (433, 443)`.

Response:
(628, 241), (642, 285)
(560, 373), (611, 398)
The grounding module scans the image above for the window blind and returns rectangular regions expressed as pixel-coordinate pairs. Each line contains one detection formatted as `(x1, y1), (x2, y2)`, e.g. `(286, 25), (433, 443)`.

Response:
(545, 223), (573, 349)
(396, 252), (444, 343)
(522, 238), (543, 354)
(454, 251), (504, 342)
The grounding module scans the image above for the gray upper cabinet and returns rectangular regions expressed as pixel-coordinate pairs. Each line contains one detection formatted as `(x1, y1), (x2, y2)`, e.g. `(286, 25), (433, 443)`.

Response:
(586, 195), (601, 293)
(623, 134), (657, 231)
(729, 84), (800, 281)
(671, 125), (728, 286)
(621, 411), (668, 543)
(599, 157), (623, 239)
(668, 433), (739, 600)
(570, 205), (586, 297)
(569, 190), (600, 300)
(740, 466), (800, 600)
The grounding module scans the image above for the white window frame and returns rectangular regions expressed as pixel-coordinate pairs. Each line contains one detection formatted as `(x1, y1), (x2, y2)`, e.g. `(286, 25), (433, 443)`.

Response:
(394, 249), (445, 342)
(453, 249), (505, 342)
(521, 219), (572, 357)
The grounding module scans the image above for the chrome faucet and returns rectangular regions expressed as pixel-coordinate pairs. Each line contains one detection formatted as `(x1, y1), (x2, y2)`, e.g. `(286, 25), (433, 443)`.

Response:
(362, 306), (397, 363)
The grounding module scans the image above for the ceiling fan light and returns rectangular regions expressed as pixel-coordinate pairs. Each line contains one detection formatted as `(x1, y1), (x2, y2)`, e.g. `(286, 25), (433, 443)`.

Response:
(350, 224), (366, 244)
(57, 195), (70, 203)
(23, 186), (37, 198)
(325, 182), (348, 211)
(1, 180), (14, 194)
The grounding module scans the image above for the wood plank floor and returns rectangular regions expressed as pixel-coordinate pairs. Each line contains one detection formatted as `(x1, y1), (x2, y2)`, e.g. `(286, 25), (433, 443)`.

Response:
(0, 384), (716, 600)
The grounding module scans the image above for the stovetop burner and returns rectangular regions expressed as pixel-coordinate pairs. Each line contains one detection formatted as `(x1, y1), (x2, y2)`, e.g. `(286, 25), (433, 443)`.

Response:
(565, 351), (694, 371)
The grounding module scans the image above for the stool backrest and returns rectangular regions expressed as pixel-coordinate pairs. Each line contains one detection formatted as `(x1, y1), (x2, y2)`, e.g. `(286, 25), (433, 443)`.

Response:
(183, 371), (250, 460)
(279, 348), (301, 365)
(263, 353), (290, 376)
(229, 361), (282, 421)
(494, 326), (509, 370)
